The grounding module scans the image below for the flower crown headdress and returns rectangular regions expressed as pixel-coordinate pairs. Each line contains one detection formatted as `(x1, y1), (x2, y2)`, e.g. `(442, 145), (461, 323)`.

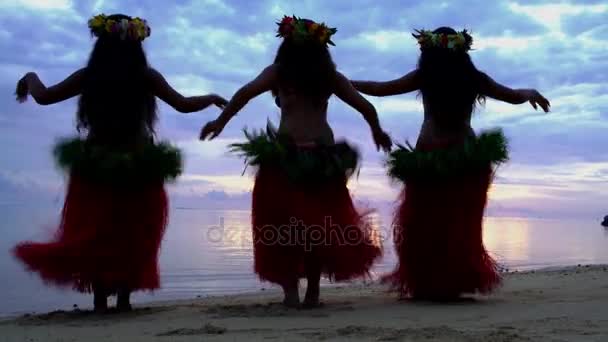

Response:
(88, 14), (151, 41)
(412, 29), (473, 52)
(276, 15), (337, 46)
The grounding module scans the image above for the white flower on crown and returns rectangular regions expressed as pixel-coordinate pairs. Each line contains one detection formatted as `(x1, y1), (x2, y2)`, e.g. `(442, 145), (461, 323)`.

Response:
(120, 19), (129, 40)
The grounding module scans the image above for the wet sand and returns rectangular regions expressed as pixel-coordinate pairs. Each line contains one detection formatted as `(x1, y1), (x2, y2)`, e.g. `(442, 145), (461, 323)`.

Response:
(1, 265), (607, 341)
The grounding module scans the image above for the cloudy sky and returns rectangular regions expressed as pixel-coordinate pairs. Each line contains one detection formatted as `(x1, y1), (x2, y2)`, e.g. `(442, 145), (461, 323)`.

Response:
(0, 0), (607, 219)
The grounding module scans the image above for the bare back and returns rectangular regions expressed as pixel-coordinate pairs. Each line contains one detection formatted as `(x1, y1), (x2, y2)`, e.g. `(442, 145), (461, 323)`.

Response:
(276, 67), (384, 145)
(353, 69), (550, 149)
(202, 64), (390, 151)
(18, 67), (225, 150)
(417, 69), (552, 148)
(417, 101), (475, 149)
(276, 88), (334, 145)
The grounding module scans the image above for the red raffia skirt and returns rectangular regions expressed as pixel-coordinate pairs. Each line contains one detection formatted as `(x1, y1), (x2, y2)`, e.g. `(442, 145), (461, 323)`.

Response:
(252, 166), (382, 285)
(383, 165), (501, 299)
(12, 175), (168, 293)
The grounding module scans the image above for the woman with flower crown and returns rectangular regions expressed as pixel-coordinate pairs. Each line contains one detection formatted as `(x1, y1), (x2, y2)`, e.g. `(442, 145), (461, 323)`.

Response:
(352, 27), (550, 301)
(12, 14), (227, 312)
(200, 16), (391, 308)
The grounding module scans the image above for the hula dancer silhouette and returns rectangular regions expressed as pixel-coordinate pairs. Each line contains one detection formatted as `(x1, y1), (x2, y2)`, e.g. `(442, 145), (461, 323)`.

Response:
(353, 27), (550, 300)
(200, 16), (391, 308)
(12, 14), (227, 312)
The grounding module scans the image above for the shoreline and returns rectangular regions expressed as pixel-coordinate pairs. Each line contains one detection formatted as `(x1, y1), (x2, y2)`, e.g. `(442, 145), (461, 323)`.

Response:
(0, 263), (596, 319)
(1, 264), (607, 341)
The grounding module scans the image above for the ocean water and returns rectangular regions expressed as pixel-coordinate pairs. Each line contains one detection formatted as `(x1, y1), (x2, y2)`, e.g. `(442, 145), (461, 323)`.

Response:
(1, 204), (607, 317)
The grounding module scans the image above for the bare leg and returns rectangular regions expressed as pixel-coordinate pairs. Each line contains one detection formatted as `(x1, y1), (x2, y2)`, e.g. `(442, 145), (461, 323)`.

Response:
(93, 283), (108, 313)
(281, 279), (300, 308)
(116, 287), (132, 312)
(303, 256), (321, 308)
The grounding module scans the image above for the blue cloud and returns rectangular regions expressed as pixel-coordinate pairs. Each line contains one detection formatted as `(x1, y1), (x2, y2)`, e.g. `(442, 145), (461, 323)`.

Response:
(0, 0), (607, 217)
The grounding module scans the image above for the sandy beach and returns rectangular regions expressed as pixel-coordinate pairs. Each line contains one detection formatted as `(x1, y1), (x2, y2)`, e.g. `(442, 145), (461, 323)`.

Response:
(1, 265), (607, 342)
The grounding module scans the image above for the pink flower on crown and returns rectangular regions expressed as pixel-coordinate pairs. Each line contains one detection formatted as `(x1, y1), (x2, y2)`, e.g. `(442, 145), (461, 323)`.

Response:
(281, 16), (294, 25)
(279, 24), (294, 36)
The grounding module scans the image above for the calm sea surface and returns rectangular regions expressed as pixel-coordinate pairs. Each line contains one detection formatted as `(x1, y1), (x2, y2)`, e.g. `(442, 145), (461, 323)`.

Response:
(1, 204), (607, 317)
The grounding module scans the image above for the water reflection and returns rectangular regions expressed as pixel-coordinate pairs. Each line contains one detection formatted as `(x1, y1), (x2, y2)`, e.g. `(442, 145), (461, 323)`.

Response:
(484, 217), (608, 270)
(2, 205), (608, 315)
(483, 217), (532, 269)
(164, 211), (608, 280)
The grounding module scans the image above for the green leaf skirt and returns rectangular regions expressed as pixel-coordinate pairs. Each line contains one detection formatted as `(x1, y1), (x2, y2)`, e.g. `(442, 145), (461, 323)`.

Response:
(229, 124), (360, 184)
(387, 129), (509, 182)
(53, 137), (183, 185)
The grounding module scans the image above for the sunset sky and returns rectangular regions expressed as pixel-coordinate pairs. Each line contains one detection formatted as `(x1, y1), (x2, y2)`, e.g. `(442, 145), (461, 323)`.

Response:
(0, 0), (607, 219)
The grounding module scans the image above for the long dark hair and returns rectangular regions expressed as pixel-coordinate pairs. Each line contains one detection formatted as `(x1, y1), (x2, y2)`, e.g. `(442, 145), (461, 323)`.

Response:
(272, 36), (337, 104)
(417, 27), (486, 120)
(77, 14), (156, 140)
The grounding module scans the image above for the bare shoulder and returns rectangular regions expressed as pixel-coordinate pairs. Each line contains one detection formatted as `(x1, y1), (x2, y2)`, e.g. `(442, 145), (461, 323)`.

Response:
(334, 70), (348, 81)
(332, 70), (351, 91)
(477, 71), (506, 94)
(476, 70), (489, 80)
(265, 63), (279, 72)
(259, 64), (279, 79)
(71, 68), (87, 78)
(245, 64), (278, 91)
(146, 67), (163, 81)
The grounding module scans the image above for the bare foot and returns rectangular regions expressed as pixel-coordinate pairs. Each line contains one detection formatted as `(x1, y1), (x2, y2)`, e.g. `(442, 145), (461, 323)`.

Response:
(93, 284), (109, 314)
(93, 306), (108, 314)
(93, 295), (108, 314)
(117, 290), (132, 312)
(282, 285), (300, 308)
(302, 285), (321, 309)
(301, 300), (324, 309)
(116, 303), (133, 312)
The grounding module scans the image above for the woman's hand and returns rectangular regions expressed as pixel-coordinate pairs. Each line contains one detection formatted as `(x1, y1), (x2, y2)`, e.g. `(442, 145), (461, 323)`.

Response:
(210, 94), (228, 109)
(199, 118), (228, 141)
(14, 70), (83, 105)
(521, 89), (551, 112)
(15, 73), (33, 103)
(372, 127), (392, 152)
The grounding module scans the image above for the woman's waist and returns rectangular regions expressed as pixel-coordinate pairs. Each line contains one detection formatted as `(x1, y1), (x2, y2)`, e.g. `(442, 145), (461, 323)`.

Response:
(86, 133), (153, 150)
(231, 126), (359, 183)
(417, 122), (475, 150)
(278, 121), (334, 145)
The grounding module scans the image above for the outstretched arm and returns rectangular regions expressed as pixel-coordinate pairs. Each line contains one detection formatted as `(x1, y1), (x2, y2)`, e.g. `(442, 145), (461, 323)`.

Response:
(351, 70), (419, 97)
(16, 70), (84, 105)
(480, 72), (550, 112)
(148, 68), (227, 113)
(334, 71), (392, 152)
(200, 65), (277, 140)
